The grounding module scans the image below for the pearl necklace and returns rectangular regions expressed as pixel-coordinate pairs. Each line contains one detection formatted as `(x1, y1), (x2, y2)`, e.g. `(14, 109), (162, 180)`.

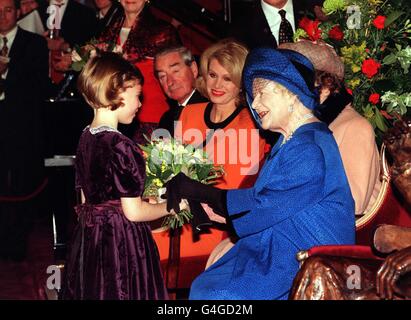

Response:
(281, 113), (314, 145)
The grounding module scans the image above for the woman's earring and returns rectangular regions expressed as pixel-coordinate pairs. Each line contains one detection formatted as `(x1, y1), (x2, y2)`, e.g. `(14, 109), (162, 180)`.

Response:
(288, 104), (294, 113)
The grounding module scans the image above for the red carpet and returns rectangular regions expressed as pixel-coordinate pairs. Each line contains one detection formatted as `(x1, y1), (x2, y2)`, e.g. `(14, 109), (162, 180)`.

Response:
(0, 218), (54, 300)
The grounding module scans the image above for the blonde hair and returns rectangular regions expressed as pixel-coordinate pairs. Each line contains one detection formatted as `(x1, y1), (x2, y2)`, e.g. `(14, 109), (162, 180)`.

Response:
(77, 52), (144, 110)
(196, 39), (249, 105)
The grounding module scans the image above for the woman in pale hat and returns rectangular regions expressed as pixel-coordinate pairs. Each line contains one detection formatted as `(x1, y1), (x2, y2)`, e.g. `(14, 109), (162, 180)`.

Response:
(163, 48), (355, 299)
(280, 40), (381, 216)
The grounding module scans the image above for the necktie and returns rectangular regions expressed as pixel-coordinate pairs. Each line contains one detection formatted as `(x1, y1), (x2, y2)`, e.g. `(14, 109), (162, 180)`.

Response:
(1, 37), (8, 57)
(278, 10), (294, 45)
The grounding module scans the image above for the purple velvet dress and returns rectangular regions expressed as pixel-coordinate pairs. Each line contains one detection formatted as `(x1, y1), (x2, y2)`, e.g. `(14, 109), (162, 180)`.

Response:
(61, 126), (168, 300)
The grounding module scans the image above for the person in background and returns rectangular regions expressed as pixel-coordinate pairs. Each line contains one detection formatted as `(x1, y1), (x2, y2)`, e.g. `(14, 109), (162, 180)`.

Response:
(230, 0), (325, 49)
(37, 0), (97, 83)
(154, 45), (207, 137)
(99, 0), (181, 143)
(38, 0), (97, 48)
(19, 0), (38, 15)
(94, 0), (123, 37)
(0, 0), (50, 261)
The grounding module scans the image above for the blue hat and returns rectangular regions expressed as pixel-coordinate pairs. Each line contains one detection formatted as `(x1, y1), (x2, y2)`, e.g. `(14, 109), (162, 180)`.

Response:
(243, 48), (318, 127)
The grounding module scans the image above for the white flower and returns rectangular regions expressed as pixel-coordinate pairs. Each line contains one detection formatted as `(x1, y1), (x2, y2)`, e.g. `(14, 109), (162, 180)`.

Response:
(193, 149), (206, 162)
(176, 144), (186, 156)
(381, 91), (396, 104)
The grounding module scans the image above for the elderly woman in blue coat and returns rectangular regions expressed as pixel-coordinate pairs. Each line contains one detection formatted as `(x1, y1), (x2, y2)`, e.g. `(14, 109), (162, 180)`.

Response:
(165, 48), (356, 300)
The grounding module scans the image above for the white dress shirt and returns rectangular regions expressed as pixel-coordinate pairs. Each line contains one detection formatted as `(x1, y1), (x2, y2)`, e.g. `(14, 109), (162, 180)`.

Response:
(261, 0), (295, 42)
(180, 89), (196, 107)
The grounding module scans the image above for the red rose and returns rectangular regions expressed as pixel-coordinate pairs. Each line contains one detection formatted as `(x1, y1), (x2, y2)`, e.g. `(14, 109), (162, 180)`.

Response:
(299, 17), (322, 41)
(346, 88), (353, 95)
(373, 16), (386, 29)
(368, 93), (380, 105)
(328, 25), (344, 41)
(361, 59), (381, 78)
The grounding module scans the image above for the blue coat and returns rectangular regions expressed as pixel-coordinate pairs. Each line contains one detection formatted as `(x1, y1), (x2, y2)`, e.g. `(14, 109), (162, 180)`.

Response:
(189, 122), (355, 300)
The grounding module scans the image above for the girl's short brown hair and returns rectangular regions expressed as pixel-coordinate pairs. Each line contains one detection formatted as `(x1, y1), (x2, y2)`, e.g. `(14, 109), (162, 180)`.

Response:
(196, 39), (249, 106)
(77, 52), (144, 110)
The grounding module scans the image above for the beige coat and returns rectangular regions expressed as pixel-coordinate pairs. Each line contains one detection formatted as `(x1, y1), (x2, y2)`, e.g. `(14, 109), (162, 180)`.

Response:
(329, 105), (381, 215)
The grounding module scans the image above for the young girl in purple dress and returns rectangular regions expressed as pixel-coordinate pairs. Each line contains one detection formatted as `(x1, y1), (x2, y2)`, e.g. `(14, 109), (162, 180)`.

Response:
(61, 52), (180, 300)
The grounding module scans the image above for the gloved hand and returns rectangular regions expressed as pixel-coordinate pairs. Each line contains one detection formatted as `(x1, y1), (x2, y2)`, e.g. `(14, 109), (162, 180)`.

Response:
(164, 173), (228, 217)
(187, 200), (213, 233)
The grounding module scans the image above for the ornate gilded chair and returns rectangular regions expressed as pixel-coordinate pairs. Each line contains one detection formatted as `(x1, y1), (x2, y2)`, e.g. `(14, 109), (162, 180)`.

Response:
(355, 145), (411, 245)
(289, 144), (411, 300)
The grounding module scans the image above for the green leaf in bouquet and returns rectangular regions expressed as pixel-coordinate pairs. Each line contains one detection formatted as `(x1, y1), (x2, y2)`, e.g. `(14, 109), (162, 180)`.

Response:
(150, 152), (163, 167)
(71, 61), (85, 72)
(148, 160), (160, 176)
(162, 209), (193, 229)
(194, 164), (212, 182)
(374, 108), (388, 132)
(384, 11), (405, 28)
(383, 53), (398, 65)
(185, 144), (194, 154)
(182, 153), (193, 164)
(173, 163), (182, 175)
(163, 150), (173, 165)
(160, 169), (174, 182)
(180, 165), (190, 177)
(138, 144), (153, 155)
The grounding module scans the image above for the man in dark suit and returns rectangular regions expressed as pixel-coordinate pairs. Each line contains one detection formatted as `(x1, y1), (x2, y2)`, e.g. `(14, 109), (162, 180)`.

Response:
(154, 46), (208, 138)
(0, 0), (50, 260)
(38, 0), (97, 47)
(94, 0), (123, 38)
(231, 0), (324, 49)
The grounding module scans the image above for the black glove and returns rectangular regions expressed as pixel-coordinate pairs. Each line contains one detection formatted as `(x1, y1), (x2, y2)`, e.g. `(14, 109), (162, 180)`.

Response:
(164, 172), (228, 218)
(187, 199), (213, 234)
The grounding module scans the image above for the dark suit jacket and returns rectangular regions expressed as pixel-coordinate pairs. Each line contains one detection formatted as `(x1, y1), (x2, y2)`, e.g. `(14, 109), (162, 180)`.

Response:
(0, 27), (50, 196)
(39, 0), (98, 46)
(95, 2), (124, 38)
(230, 0), (323, 49)
(158, 90), (208, 138)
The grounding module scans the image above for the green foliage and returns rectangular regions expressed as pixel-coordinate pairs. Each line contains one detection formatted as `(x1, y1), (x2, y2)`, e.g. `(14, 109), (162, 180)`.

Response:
(295, 0), (411, 139)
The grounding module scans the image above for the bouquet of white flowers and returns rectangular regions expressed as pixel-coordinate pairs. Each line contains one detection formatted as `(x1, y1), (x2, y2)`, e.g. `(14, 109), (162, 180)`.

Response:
(70, 38), (123, 72)
(140, 137), (224, 229)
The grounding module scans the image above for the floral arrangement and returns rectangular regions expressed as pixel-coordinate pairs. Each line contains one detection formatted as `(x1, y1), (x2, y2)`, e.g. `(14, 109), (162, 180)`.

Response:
(294, 0), (411, 136)
(139, 137), (224, 229)
(70, 39), (123, 72)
